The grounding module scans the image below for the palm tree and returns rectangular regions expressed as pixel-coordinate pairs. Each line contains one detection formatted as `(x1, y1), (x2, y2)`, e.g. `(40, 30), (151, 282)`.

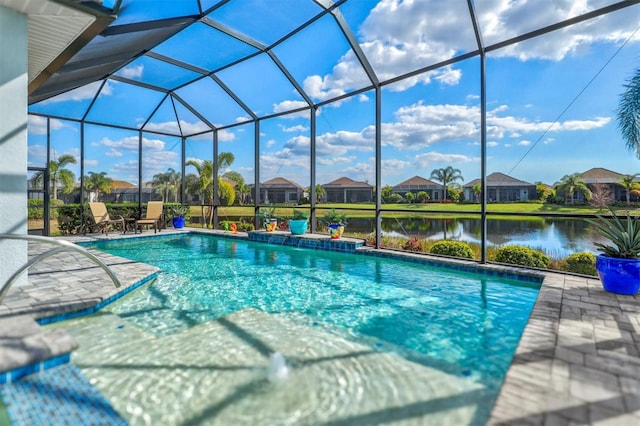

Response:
(306, 184), (325, 203)
(619, 174), (640, 206)
(471, 182), (482, 202)
(185, 153), (236, 226)
(185, 160), (214, 205)
(30, 154), (77, 200)
(430, 166), (463, 201)
(166, 168), (181, 202)
(84, 171), (113, 202)
(554, 173), (591, 204)
(152, 168), (181, 202)
(617, 67), (640, 159)
(217, 152), (235, 172)
(151, 171), (171, 202)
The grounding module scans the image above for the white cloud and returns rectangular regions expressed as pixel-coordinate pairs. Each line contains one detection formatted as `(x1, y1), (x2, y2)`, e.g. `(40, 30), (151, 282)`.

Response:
(518, 140), (531, 146)
(280, 124), (309, 133)
(316, 129), (374, 158)
(105, 149), (123, 157)
(273, 100), (310, 118)
(121, 64), (144, 79)
(414, 152), (478, 169)
(27, 144), (47, 166)
(40, 81), (112, 104)
(140, 150), (179, 182)
(235, 116), (252, 123)
(317, 155), (356, 166)
(95, 136), (165, 151)
(487, 141), (499, 147)
(479, 1), (639, 60)
(359, 94), (370, 102)
(544, 137), (555, 144)
(266, 139), (276, 148)
(342, 162), (374, 182)
(258, 153), (310, 178)
(27, 115), (66, 135)
(144, 119), (214, 137)
(296, 0), (638, 101)
(378, 101), (611, 151)
(84, 159), (98, 167)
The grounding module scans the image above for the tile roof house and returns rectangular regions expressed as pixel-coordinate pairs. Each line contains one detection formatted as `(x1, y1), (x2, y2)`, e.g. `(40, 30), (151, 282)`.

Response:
(251, 177), (305, 204)
(322, 177), (373, 203)
(101, 180), (156, 203)
(567, 167), (640, 203)
(392, 176), (444, 200)
(464, 172), (537, 202)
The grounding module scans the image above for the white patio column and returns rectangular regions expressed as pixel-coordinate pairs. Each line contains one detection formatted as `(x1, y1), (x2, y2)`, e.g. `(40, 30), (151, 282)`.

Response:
(0, 5), (28, 288)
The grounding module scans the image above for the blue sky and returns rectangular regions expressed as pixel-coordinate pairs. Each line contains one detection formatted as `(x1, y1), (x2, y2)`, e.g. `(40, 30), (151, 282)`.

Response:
(27, 0), (640, 190)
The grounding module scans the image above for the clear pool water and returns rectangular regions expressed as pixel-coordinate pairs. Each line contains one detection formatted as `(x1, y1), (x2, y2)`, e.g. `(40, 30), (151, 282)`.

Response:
(54, 234), (540, 425)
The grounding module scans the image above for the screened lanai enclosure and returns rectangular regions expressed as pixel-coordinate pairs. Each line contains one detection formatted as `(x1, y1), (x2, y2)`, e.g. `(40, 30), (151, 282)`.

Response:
(25, 0), (640, 264)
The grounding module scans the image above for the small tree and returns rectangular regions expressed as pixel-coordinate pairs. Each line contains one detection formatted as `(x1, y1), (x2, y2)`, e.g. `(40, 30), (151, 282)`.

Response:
(554, 173), (591, 204)
(416, 191), (430, 203)
(84, 171), (113, 202)
(405, 192), (415, 203)
(471, 183), (481, 202)
(381, 185), (394, 203)
(589, 183), (614, 210)
(619, 174), (640, 206)
(536, 182), (554, 203)
(448, 185), (462, 203)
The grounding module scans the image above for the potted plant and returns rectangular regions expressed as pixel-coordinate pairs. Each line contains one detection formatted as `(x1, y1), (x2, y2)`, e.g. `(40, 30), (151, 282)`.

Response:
(289, 209), (308, 235)
(322, 208), (348, 239)
(587, 209), (640, 295)
(170, 204), (189, 229)
(259, 206), (278, 232)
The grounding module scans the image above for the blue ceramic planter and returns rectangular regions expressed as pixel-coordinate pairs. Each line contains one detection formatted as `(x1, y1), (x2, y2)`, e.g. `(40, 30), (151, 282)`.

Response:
(289, 219), (308, 235)
(595, 255), (640, 295)
(172, 216), (186, 229)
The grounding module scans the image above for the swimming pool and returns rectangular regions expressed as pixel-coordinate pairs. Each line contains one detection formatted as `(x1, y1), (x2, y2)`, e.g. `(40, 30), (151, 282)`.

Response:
(50, 233), (540, 425)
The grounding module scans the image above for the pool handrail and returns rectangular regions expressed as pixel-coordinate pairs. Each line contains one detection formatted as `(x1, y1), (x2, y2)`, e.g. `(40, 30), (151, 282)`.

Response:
(0, 234), (121, 304)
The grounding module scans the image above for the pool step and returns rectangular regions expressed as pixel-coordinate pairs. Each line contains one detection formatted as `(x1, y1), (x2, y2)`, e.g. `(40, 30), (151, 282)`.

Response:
(0, 364), (126, 426)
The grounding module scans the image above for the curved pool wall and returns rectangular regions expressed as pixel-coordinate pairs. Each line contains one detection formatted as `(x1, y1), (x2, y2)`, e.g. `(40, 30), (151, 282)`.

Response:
(58, 231), (543, 425)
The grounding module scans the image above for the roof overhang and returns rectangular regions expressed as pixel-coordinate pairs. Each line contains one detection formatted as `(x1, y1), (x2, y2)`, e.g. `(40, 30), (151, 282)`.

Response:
(0, 0), (115, 95)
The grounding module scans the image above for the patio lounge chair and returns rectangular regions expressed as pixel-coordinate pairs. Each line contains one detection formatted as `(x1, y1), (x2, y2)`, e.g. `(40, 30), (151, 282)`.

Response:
(136, 201), (164, 233)
(89, 202), (125, 236)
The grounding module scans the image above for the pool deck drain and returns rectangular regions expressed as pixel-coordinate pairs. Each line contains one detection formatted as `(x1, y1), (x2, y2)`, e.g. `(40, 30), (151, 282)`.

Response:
(0, 227), (638, 425)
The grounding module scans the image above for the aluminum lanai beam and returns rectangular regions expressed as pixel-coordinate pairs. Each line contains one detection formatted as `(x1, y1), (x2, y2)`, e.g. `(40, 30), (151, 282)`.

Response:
(171, 93), (216, 133)
(109, 75), (169, 93)
(315, 0), (378, 86)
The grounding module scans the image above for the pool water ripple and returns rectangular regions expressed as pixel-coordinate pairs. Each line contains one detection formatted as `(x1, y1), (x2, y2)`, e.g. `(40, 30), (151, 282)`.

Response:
(52, 234), (539, 424)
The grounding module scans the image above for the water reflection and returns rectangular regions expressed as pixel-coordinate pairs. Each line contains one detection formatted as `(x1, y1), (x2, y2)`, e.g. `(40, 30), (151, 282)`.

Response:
(348, 217), (606, 258)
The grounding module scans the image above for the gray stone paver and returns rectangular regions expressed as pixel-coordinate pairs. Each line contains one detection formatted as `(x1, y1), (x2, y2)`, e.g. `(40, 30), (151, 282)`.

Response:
(0, 231), (163, 375)
(489, 270), (640, 426)
(0, 228), (638, 425)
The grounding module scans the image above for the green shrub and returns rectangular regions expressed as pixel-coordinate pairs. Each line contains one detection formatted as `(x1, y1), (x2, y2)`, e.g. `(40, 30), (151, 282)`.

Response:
(563, 251), (597, 276)
(237, 221), (255, 232)
(56, 203), (140, 235)
(28, 199), (63, 219)
(495, 245), (550, 268)
(429, 240), (474, 259)
(57, 204), (90, 235)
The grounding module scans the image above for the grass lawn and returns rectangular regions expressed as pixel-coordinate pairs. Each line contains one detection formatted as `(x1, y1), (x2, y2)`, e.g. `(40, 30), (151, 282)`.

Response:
(204, 202), (637, 219)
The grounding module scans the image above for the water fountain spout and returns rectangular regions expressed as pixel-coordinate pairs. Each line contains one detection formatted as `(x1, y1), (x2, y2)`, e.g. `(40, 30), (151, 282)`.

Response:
(267, 352), (289, 383)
